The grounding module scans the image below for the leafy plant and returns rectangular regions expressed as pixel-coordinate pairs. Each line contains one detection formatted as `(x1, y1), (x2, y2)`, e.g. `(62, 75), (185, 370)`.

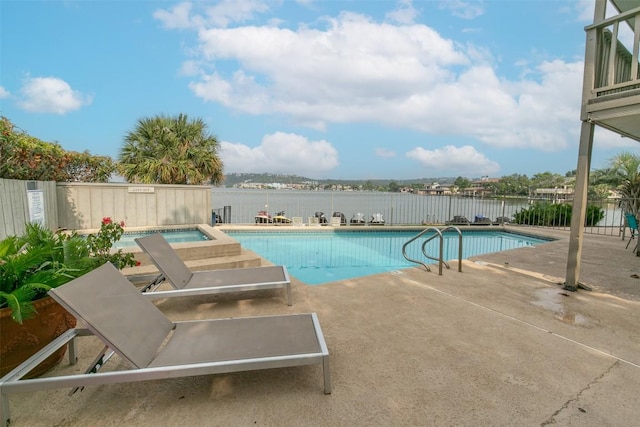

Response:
(609, 152), (640, 216)
(0, 116), (116, 182)
(85, 217), (138, 269)
(513, 202), (604, 227)
(118, 113), (223, 185)
(0, 223), (99, 323)
(0, 219), (139, 323)
(585, 205), (605, 226)
(513, 202), (566, 226)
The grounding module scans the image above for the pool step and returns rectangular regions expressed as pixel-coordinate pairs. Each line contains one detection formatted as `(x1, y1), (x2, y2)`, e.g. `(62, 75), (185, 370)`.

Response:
(122, 247), (265, 279)
(187, 251), (264, 271)
(120, 228), (274, 281)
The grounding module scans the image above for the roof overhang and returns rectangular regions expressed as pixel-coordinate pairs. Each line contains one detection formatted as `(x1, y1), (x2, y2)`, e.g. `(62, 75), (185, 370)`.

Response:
(588, 105), (640, 142)
(610, 0), (640, 14)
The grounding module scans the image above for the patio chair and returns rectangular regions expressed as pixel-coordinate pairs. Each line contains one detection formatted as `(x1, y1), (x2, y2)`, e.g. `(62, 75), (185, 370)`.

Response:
(625, 213), (639, 251)
(135, 233), (292, 305)
(473, 215), (492, 225)
(0, 263), (331, 426)
(445, 215), (471, 226)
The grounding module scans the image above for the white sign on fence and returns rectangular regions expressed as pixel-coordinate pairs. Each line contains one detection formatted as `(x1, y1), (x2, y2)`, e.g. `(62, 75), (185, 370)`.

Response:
(128, 186), (155, 193)
(27, 190), (45, 225)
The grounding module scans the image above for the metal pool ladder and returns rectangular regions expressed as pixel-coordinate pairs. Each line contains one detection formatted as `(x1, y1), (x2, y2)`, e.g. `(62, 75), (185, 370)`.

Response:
(402, 226), (463, 275)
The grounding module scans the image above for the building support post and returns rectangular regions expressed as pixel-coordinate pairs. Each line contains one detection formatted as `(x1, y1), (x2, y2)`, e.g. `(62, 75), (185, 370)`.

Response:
(564, 0), (606, 291)
(564, 121), (594, 291)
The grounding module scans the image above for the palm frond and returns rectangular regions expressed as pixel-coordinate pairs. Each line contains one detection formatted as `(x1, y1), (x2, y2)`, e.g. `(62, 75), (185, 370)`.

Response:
(0, 288), (37, 323)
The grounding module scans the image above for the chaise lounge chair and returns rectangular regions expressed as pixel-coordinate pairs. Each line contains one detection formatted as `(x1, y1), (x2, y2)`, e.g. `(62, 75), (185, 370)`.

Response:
(135, 233), (292, 305)
(0, 263), (331, 426)
(445, 215), (471, 226)
(625, 212), (639, 252)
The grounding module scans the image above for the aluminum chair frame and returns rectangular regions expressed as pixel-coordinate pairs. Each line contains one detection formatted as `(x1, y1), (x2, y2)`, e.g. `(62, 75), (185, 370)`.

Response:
(135, 233), (292, 305)
(0, 263), (330, 427)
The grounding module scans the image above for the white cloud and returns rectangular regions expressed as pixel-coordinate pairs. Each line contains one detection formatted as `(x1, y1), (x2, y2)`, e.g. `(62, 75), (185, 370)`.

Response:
(189, 70), (268, 114)
(154, 0), (269, 29)
(574, 0), (595, 22)
(205, 0), (269, 28)
(160, 5), (587, 153)
(406, 145), (499, 176)
(438, 0), (485, 20)
(153, 2), (195, 29)
(220, 132), (339, 175)
(386, 0), (419, 25)
(375, 148), (396, 158)
(0, 86), (10, 98)
(179, 60), (203, 77)
(190, 12), (468, 120)
(17, 77), (91, 114)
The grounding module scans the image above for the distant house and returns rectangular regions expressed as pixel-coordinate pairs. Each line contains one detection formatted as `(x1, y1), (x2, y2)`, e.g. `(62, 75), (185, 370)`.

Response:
(417, 182), (453, 196)
(236, 182), (264, 189)
(460, 177), (500, 197)
(607, 189), (622, 200)
(534, 186), (574, 202)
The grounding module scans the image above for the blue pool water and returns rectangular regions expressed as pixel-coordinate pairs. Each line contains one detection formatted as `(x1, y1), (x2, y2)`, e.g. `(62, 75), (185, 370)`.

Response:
(113, 229), (210, 248)
(225, 230), (551, 285)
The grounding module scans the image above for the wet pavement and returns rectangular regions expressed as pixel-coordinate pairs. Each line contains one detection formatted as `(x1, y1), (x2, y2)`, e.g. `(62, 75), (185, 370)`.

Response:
(472, 226), (640, 302)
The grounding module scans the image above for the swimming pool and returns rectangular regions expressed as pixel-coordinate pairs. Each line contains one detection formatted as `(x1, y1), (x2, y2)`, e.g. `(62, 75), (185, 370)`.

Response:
(112, 228), (210, 248)
(225, 229), (552, 285)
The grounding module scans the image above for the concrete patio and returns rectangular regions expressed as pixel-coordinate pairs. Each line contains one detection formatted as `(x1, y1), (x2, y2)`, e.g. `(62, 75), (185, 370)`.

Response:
(6, 226), (640, 426)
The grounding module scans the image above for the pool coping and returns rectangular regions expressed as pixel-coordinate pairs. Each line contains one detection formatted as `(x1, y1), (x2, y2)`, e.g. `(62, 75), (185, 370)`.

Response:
(78, 224), (243, 260)
(218, 224), (558, 284)
(218, 224), (559, 242)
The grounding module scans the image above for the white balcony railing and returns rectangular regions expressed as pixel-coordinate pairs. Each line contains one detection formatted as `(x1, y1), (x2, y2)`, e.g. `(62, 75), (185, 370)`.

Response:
(587, 5), (640, 99)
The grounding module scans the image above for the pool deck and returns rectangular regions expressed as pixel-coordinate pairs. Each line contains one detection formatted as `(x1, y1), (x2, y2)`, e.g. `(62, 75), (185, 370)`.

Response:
(7, 226), (640, 426)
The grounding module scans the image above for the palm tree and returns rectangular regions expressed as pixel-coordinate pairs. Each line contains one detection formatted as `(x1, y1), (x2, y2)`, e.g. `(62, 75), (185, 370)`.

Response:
(609, 152), (640, 216)
(118, 114), (224, 185)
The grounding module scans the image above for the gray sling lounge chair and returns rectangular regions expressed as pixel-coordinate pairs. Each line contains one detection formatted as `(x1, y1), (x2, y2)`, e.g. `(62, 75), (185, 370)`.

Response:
(0, 263), (331, 427)
(135, 233), (292, 305)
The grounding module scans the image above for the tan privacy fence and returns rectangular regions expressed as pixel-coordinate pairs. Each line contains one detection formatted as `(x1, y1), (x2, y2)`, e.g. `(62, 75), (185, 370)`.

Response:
(1, 179), (212, 237)
(0, 179), (58, 239)
(56, 183), (212, 230)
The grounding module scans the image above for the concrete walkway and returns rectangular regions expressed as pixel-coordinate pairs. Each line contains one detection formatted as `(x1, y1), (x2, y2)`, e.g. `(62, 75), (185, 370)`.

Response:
(7, 227), (640, 426)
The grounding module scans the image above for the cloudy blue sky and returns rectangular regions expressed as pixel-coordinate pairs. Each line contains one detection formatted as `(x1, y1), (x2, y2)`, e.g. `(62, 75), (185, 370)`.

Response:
(1, 0), (637, 180)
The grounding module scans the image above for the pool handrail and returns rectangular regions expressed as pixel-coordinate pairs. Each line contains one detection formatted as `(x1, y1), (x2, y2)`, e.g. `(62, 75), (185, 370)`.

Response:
(402, 226), (463, 275)
(439, 226), (463, 273)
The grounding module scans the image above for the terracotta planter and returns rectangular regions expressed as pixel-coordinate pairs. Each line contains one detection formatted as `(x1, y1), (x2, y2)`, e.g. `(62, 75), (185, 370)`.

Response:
(0, 295), (77, 378)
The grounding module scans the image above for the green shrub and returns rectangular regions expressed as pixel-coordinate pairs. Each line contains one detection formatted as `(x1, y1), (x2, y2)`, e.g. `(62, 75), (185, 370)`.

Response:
(513, 202), (569, 226)
(513, 202), (604, 227)
(585, 204), (605, 226)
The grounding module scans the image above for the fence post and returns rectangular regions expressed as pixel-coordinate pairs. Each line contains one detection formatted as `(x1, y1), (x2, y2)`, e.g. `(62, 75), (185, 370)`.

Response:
(390, 193), (394, 226)
(331, 193), (334, 217)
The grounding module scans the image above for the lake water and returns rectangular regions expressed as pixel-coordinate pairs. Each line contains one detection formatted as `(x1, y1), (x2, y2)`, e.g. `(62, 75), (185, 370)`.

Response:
(210, 189), (622, 229)
(211, 188), (531, 226)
